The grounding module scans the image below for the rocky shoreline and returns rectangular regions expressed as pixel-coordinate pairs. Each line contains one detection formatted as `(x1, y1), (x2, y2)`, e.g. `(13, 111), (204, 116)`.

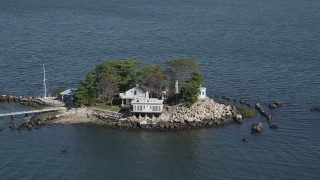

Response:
(1, 95), (286, 134)
(23, 98), (241, 131)
(0, 95), (52, 108)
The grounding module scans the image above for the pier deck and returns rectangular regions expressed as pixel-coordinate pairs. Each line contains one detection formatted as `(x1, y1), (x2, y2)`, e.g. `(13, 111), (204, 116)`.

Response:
(0, 107), (67, 117)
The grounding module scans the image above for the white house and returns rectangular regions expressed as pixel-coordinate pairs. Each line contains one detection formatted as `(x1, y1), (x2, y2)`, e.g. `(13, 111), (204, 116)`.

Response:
(198, 86), (207, 100)
(131, 97), (164, 114)
(119, 85), (147, 105)
(120, 85), (164, 115)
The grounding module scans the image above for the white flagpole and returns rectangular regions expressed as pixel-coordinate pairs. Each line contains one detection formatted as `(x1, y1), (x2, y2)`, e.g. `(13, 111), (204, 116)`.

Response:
(43, 64), (47, 98)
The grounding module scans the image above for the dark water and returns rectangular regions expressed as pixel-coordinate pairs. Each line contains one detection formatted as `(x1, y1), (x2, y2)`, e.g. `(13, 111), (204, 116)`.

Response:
(1, 0), (320, 179)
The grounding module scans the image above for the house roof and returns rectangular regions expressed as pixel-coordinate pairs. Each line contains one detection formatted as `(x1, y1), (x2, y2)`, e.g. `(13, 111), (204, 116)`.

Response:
(120, 85), (146, 99)
(60, 88), (76, 96)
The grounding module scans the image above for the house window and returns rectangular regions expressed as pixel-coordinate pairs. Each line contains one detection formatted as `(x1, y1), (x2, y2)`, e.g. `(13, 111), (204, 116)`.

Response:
(152, 106), (160, 112)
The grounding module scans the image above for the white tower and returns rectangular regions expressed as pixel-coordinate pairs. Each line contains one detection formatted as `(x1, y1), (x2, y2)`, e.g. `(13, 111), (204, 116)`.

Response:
(175, 80), (179, 94)
(198, 86), (207, 100)
(43, 64), (47, 98)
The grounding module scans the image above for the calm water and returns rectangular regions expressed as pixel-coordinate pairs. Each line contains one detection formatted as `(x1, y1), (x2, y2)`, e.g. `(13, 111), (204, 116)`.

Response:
(0, 0), (320, 179)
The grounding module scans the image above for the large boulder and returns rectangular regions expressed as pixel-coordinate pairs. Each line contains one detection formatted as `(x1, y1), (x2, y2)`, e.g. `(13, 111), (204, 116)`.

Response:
(268, 103), (277, 109)
(252, 123), (263, 133)
(267, 115), (272, 123)
(255, 103), (263, 111)
(158, 122), (165, 129)
(139, 120), (147, 125)
(274, 101), (283, 106)
(234, 114), (243, 124)
(269, 101), (283, 109)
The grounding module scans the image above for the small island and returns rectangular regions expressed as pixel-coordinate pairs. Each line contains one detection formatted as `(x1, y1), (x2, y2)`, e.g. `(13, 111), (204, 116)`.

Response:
(1, 59), (244, 131)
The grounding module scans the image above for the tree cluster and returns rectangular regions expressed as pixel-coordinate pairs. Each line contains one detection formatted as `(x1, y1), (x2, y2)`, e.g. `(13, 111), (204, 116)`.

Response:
(73, 59), (204, 107)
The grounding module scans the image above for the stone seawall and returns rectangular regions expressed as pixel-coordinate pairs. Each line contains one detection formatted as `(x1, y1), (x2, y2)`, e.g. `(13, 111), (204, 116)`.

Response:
(0, 95), (51, 108)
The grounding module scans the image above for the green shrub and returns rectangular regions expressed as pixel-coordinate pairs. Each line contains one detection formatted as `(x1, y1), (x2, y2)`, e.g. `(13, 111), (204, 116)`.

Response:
(51, 89), (64, 97)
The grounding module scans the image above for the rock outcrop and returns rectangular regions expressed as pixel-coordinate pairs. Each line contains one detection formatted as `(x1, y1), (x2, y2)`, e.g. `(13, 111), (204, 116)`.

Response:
(255, 103), (272, 123)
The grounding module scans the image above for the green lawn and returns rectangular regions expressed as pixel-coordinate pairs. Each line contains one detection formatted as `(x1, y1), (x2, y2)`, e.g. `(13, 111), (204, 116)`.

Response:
(93, 103), (121, 112)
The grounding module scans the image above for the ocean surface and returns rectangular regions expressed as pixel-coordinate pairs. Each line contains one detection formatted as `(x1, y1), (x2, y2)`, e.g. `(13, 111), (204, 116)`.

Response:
(0, 0), (320, 179)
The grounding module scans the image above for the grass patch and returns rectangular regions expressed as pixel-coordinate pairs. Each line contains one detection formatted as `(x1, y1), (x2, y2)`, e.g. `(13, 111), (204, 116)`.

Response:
(240, 107), (257, 118)
(93, 103), (121, 112)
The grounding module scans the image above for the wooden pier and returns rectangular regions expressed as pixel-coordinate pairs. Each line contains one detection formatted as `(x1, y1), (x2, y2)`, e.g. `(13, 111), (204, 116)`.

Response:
(0, 107), (67, 117)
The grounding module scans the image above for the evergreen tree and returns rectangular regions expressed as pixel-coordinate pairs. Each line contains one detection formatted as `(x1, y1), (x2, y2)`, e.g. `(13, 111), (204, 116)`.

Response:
(73, 82), (87, 105)
(180, 71), (204, 107)
(73, 71), (97, 106)
(95, 59), (140, 92)
(116, 59), (140, 91)
(85, 71), (97, 105)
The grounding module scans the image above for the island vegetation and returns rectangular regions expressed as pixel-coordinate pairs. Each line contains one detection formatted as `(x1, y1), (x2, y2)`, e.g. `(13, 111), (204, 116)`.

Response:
(73, 59), (204, 109)
(0, 59), (248, 132)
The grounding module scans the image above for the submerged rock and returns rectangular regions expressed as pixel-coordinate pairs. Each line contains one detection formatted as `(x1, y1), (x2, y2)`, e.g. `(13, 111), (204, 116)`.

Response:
(252, 123), (263, 133)
(9, 124), (17, 129)
(242, 138), (249, 142)
(62, 148), (74, 153)
(78, 147), (87, 152)
(310, 107), (320, 112)
(270, 124), (279, 129)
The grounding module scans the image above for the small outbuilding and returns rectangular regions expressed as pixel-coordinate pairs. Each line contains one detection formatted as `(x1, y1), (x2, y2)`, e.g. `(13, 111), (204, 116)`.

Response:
(59, 88), (77, 102)
(198, 86), (207, 100)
